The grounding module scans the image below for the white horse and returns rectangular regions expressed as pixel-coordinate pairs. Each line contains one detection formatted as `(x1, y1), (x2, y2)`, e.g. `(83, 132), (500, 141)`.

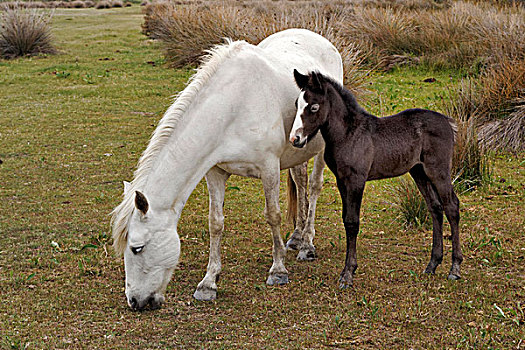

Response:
(111, 29), (343, 309)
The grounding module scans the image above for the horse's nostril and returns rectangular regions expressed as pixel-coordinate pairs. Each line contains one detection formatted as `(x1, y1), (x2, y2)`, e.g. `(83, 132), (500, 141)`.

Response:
(130, 297), (138, 309)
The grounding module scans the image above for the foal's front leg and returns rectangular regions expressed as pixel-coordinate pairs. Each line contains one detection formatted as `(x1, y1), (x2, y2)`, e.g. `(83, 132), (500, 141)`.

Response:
(193, 167), (230, 301)
(337, 177), (366, 289)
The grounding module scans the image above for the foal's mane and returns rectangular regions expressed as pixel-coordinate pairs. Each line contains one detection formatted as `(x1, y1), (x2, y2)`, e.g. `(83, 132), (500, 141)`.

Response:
(111, 39), (250, 255)
(321, 73), (368, 117)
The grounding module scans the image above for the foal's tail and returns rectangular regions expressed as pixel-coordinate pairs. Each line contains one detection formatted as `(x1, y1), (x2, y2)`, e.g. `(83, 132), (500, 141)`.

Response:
(447, 116), (458, 144)
(286, 170), (298, 226)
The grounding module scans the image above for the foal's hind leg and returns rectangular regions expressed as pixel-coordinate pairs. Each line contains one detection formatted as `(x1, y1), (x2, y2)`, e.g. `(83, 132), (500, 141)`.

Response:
(194, 167), (230, 301)
(425, 167), (463, 280)
(409, 165), (444, 275)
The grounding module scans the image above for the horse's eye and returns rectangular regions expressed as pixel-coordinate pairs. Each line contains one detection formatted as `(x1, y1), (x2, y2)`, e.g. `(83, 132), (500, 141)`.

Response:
(131, 245), (145, 255)
(310, 104), (320, 113)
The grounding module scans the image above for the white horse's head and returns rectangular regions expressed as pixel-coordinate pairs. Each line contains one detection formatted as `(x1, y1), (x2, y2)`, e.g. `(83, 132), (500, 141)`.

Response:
(122, 182), (180, 311)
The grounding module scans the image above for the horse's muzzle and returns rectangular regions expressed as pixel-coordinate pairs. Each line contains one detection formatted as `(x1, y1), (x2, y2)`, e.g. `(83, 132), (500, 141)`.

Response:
(128, 293), (164, 311)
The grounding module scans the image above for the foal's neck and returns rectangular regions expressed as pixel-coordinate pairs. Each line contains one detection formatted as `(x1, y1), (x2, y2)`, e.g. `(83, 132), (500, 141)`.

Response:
(322, 83), (370, 142)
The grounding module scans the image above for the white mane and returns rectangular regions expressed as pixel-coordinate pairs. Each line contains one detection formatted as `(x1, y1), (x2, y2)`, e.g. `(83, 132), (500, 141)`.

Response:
(111, 39), (251, 255)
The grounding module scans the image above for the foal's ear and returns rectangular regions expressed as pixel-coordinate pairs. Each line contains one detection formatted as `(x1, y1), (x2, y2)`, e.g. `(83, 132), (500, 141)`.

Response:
(293, 69), (309, 90)
(310, 71), (324, 93)
(135, 191), (149, 216)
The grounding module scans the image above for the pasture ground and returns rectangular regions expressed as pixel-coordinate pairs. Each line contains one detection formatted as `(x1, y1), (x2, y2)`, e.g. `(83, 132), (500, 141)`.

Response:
(1, 7), (524, 349)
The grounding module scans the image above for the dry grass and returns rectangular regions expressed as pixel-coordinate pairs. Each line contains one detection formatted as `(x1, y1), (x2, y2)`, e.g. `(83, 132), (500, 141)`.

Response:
(0, 4), (56, 59)
(143, 1), (367, 89)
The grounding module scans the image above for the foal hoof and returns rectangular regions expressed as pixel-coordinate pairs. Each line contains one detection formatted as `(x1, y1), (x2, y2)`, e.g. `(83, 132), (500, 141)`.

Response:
(266, 273), (289, 286)
(193, 287), (217, 301)
(297, 248), (316, 261)
(447, 273), (461, 281)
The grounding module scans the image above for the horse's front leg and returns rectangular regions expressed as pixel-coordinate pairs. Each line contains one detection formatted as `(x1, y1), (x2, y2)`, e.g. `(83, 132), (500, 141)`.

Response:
(261, 162), (289, 286)
(285, 162), (308, 252)
(337, 176), (365, 289)
(297, 153), (325, 261)
(193, 167), (230, 301)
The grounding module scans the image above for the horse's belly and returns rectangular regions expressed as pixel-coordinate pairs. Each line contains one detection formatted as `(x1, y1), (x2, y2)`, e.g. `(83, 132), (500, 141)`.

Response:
(217, 162), (261, 178)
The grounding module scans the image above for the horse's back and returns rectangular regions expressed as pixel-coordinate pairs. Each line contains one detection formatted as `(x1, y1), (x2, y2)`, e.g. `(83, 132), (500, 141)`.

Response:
(258, 28), (343, 83)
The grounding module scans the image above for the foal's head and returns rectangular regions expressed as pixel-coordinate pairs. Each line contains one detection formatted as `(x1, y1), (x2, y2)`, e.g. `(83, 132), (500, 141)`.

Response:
(289, 69), (331, 148)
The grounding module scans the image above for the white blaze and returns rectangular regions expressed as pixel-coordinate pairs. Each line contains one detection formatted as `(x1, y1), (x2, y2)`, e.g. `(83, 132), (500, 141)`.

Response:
(289, 91), (308, 143)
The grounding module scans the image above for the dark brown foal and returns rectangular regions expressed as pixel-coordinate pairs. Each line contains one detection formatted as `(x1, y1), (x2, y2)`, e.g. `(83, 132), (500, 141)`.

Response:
(290, 69), (462, 288)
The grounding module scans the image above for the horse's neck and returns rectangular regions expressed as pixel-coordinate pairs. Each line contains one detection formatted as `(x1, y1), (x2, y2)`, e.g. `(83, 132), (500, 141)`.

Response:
(142, 110), (221, 213)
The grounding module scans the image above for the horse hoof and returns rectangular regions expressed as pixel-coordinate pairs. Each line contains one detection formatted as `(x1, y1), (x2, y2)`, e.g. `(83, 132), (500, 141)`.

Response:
(193, 287), (217, 301)
(297, 249), (316, 261)
(285, 238), (301, 251)
(266, 273), (289, 286)
(423, 267), (435, 275)
(448, 273), (461, 281)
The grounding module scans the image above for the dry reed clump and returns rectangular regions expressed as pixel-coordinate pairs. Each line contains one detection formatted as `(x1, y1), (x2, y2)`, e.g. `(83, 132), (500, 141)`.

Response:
(0, 4), (56, 59)
(444, 57), (525, 153)
(339, 1), (525, 70)
(443, 81), (491, 190)
(143, 1), (366, 90)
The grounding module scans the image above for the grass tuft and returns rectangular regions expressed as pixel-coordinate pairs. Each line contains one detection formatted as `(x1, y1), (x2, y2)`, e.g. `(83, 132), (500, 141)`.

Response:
(390, 176), (431, 229)
(0, 4), (56, 59)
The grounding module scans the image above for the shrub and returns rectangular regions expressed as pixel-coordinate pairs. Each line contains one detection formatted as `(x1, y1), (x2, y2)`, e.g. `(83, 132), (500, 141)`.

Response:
(111, 0), (123, 8)
(95, 0), (111, 9)
(70, 0), (87, 8)
(0, 5), (56, 59)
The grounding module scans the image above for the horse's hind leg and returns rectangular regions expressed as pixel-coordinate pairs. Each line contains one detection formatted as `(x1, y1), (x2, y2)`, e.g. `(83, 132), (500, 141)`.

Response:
(424, 166), (463, 280)
(409, 165), (444, 275)
(194, 167), (230, 301)
(261, 161), (289, 286)
(297, 153), (325, 261)
(286, 162), (309, 252)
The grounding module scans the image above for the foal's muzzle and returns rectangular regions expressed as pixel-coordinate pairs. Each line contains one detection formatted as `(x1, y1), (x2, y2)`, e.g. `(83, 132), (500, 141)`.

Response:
(291, 135), (307, 148)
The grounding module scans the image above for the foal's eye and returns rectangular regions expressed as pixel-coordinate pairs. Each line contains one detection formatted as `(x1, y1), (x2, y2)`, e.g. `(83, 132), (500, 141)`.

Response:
(310, 104), (320, 113)
(131, 245), (145, 255)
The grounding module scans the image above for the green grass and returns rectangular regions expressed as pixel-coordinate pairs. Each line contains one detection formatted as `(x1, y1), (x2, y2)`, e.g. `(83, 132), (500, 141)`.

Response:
(1, 7), (524, 349)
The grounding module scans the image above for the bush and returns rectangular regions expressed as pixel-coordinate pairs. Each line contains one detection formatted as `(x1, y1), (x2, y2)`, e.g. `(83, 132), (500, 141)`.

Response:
(0, 5), (56, 59)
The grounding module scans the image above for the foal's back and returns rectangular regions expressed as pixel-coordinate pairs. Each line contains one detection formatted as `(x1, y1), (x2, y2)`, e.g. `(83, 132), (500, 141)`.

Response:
(367, 108), (455, 180)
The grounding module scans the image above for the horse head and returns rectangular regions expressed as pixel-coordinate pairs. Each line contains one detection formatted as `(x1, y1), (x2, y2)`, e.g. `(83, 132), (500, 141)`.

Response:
(122, 183), (180, 311)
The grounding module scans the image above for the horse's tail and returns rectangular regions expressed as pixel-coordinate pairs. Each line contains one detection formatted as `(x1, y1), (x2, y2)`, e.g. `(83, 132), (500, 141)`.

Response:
(286, 170), (297, 227)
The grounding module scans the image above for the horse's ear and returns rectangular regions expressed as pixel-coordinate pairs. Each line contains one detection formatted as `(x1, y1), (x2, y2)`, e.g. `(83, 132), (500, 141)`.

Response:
(293, 69), (309, 90)
(311, 71), (324, 92)
(123, 181), (131, 194)
(135, 191), (149, 216)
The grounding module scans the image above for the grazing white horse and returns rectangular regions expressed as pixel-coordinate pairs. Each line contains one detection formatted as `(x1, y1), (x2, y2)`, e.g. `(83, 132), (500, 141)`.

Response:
(111, 29), (343, 309)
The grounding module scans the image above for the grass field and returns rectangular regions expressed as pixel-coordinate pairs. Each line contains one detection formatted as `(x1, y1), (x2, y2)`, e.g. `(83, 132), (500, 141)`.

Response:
(1, 7), (524, 349)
